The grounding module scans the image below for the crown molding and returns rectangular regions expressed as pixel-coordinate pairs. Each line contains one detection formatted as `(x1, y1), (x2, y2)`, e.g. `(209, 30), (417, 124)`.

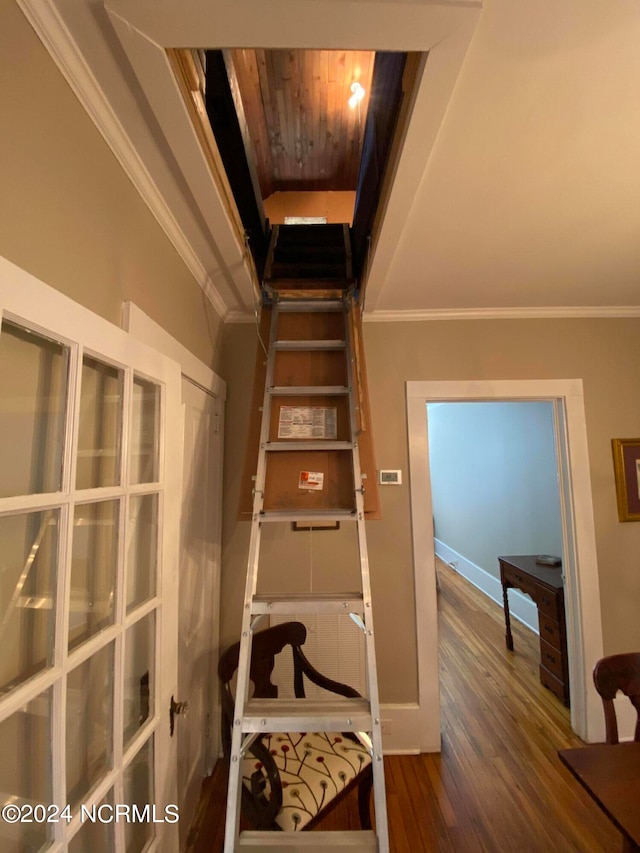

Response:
(363, 305), (640, 322)
(211, 304), (640, 324)
(15, 0), (231, 321)
(218, 304), (640, 325)
(202, 274), (232, 320)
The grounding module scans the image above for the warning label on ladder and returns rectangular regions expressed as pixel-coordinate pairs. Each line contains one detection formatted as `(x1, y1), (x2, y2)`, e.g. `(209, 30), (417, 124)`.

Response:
(298, 470), (324, 490)
(278, 406), (337, 439)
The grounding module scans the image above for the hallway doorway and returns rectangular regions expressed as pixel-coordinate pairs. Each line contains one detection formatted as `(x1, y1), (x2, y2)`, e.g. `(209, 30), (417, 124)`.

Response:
(406, 379), (605, 748)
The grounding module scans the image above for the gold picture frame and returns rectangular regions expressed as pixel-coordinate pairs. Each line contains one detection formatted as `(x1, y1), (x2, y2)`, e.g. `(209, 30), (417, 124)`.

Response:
(611, 438), (640, 522)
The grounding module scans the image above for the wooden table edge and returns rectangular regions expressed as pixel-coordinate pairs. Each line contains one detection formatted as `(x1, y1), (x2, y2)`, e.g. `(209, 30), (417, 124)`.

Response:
(558, 745), (640, 849)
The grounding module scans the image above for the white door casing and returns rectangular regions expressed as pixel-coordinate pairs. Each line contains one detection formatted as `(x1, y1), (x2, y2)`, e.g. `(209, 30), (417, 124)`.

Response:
(0, 256), (182, 852)
(406, 379), (605, 749)
(177, 378), (220, 844)
(123, 303), (225, 842)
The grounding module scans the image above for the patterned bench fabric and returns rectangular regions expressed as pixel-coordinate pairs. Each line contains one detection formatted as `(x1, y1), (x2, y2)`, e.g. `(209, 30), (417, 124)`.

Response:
(242, 731), (372, 832)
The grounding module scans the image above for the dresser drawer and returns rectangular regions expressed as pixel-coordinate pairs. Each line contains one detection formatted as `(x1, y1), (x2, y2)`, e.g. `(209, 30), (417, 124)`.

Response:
(501, 561), (536, 597)
(540, 638), (564, 679)
(539, 614), (563, 648)
(539, 665), (569, 706)
(534, 582), (562, 619)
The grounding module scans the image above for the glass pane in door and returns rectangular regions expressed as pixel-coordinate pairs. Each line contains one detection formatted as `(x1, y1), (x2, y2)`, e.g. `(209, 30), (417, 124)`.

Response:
(123, 613), (155, 747)
(0, 320), (68, 498)
(0, 688), (52, 853)
(69, 500), (119, 651)
(76, 356), (123, 490)
(66, 643), (114, 808)
(68, 788), (115, 853)
(124, 738), (154, 853)
(0, 510), (58, 693)
(126, 494), (158, 612)
(130, 377), (160, 484)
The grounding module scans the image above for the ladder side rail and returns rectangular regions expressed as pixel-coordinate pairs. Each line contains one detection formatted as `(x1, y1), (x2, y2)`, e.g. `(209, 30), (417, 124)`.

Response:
(344, 295), (390, 853)
(263, 224), (279, 280)
(224, 302), (281, 853)
(343, 223), (353, 279)
(0, 509), (53, 640)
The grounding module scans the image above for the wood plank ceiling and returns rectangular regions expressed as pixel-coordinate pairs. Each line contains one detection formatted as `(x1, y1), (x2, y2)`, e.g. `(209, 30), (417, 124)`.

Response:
(229, 49), (375, 198)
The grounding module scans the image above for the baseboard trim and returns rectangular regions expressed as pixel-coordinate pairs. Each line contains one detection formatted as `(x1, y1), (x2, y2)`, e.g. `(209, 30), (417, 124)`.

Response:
(380, 703), (426, 754)
(435, 539), (539, 635)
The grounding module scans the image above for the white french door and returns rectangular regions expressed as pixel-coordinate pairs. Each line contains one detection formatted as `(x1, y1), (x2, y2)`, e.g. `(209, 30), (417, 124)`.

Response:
(0, 257), (182, 852)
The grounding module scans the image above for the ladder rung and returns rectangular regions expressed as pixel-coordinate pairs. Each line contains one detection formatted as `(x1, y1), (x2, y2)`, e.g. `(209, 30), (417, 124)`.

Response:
(15, 594), (103, 613)
(265, 441), (352, 452)
(15, 595), (53, 610)
(268, 278), (355, 289)
(270, 265), (345, 279)
(242, 698), (372, 733)
(252, 592), (364, 615)
(272, 288), (348, 301)
(269, 385), (349, 396)
(238, 830), (378, 850)
(259, 510), (356, 523)
(277, 300), (344, 313)
(274, 339), (346, 351)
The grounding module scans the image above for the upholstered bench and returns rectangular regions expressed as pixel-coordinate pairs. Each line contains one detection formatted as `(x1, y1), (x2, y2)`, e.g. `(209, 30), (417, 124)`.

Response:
(243, 730), (372, 831)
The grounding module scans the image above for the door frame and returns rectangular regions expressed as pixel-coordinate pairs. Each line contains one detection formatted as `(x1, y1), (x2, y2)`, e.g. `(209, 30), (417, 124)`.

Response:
(406, 379), (604, 748)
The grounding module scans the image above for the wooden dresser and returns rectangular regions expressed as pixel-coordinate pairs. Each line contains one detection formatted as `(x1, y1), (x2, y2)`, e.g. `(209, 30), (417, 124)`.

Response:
(498, 555), (569, 707)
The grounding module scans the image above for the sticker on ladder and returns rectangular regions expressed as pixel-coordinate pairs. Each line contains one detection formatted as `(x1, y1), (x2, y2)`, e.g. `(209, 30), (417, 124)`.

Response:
(298, 471), (324, 490)
(278, 406), (337, 439)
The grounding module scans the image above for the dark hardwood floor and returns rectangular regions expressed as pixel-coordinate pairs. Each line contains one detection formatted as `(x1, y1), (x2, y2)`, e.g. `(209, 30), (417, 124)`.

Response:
(187, 560), (620, 851)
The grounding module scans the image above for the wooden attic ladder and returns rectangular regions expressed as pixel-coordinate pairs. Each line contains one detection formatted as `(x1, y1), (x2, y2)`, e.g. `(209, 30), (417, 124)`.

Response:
(223, 224), (389, 851)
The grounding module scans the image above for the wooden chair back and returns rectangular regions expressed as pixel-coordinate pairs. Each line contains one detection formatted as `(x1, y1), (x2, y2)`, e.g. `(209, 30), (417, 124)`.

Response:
(218, 620), (306, 697)
(592, 652), (640, 744)
(218, 621), (305, 753)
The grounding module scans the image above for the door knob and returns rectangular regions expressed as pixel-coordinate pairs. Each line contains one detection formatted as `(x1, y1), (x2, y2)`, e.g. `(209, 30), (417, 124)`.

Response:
(169, 695), (190, 737)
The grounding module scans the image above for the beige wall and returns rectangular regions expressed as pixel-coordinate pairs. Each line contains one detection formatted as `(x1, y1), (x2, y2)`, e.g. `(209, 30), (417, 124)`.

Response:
(220, 317), (640, 704)
(0, 3), (222, 372)
(264, 191), (356, 224)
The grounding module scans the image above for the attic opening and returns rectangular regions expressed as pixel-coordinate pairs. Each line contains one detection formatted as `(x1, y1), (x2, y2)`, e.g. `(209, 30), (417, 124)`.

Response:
(169, 48), (420, 299)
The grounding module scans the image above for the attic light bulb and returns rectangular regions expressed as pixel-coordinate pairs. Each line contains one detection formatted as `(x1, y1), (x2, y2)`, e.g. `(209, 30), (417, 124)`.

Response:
(348, 81), (365, 109)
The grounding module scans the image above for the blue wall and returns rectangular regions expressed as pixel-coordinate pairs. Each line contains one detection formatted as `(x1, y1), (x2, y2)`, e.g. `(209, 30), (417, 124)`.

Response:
(427, 401), (562, 581)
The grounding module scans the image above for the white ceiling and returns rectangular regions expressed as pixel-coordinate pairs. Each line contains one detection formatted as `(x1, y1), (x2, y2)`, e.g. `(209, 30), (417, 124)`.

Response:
(18, 0), (640, 321)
